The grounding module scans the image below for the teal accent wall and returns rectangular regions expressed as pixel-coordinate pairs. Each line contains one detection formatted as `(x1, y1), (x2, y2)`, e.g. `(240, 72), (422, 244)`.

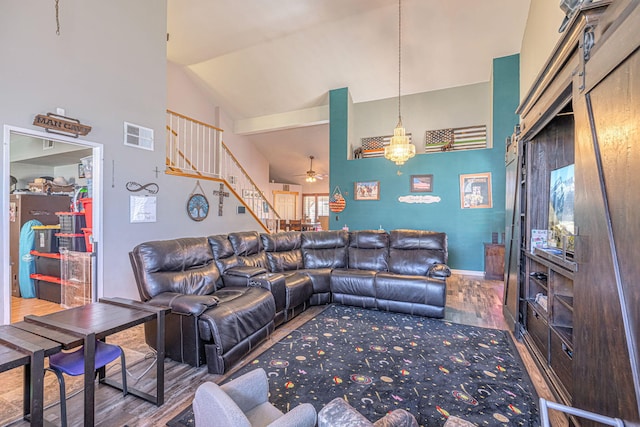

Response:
(329, 54), (520, 271)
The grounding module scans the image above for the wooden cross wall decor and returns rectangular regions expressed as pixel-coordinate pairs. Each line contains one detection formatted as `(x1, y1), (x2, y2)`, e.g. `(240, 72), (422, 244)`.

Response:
(212, 183), (230, 216)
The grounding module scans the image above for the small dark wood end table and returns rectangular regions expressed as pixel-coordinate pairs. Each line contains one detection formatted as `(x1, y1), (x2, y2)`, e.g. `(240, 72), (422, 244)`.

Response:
(14, 297), (170, 427)
(0, 324), (62, 427)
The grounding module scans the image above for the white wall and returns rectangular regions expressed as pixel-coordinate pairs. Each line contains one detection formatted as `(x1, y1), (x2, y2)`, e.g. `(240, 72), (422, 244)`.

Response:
(352, 82), (491, 152)
(0, 0), (168, 312)
(519, 2), (565, 100)
(0, 1), (263, 322)
(167, 61), (271, 198)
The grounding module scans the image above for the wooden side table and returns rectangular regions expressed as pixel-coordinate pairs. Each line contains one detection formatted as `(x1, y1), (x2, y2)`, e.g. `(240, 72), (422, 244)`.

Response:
(0, 325), (62, 426)
(15, 297), (170, 427)
(483, 243), (505, 280)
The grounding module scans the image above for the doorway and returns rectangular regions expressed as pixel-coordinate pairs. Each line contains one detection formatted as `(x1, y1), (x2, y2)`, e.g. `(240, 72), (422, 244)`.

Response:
(273, 191), (298, 220)
(2, 125), (103, 324)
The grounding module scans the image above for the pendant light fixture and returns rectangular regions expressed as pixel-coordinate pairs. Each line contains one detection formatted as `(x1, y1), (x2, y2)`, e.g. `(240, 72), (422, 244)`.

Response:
(384, 0), (415, 167)
(305, 156), (317, 183)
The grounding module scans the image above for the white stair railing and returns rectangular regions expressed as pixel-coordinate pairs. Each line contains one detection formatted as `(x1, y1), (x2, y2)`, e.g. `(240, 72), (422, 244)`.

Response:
(166, 110), (280, 232)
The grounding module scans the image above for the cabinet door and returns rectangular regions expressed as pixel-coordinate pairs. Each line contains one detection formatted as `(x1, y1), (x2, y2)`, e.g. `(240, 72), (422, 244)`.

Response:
(572, 11), (640, 422)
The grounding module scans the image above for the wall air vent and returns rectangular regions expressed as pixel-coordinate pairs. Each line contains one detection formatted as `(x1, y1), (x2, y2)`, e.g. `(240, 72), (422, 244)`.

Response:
(124, 122), (154, 151)
(43, 139), (55, 150)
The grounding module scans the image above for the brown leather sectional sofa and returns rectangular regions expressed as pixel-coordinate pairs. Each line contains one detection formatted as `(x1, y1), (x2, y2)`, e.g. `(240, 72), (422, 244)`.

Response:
(129, 229), (450, 374)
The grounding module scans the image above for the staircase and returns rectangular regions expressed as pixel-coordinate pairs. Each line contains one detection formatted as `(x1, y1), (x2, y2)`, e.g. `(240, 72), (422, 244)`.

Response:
(166, 110), (280, 232)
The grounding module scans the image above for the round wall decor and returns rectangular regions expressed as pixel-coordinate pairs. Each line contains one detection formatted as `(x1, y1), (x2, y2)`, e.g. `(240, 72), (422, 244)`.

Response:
(187, 180), (210, 221)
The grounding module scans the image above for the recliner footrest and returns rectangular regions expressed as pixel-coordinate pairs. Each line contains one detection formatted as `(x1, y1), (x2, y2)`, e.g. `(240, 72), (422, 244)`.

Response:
(197, 286), (276, 374)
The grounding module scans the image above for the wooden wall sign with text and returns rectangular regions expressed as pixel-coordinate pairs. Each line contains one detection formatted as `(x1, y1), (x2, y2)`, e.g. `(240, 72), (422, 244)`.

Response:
(33, 113), (92, 138)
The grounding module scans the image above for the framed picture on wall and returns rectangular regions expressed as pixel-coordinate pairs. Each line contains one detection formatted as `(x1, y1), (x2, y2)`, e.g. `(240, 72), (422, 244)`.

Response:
(460, 172), (492, 209)
(354, 181), (380, 200)
(410, 174), (433, 192)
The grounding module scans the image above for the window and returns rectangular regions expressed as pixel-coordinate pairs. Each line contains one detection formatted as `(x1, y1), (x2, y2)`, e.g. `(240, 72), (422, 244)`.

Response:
(302, 194), (329, 222)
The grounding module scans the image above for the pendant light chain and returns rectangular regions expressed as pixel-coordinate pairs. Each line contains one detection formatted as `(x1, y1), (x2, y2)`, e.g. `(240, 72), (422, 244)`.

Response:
(397, 0), (402, 123)
(55, 0), (61, 35)
(384, 0), (415, 168)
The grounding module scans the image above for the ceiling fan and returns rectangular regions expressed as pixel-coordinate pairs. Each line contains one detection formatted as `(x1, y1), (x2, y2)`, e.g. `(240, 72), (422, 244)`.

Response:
(296, 156), (327, 182)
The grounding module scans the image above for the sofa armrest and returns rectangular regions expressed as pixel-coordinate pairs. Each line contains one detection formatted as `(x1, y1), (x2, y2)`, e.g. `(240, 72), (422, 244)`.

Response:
(268, 403), (317, 427)
(225, 266), (268, 278)
(249, 273), (286, 313)
(427, 263), (451, 279)
(223, 266), (268, 287)
(148, 292), (218, 316)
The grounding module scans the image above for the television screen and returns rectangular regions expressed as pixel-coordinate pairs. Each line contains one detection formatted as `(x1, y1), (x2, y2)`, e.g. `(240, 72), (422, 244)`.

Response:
(548, 164), (575, 251)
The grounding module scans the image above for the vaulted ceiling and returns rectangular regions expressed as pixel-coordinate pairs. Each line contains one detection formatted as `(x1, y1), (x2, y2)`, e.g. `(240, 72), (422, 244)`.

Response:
(167, 0), (532, 186)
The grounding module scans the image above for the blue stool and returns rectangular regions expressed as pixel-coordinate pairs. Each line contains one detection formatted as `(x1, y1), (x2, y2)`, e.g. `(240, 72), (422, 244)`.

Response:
(47, 340), (127, 427)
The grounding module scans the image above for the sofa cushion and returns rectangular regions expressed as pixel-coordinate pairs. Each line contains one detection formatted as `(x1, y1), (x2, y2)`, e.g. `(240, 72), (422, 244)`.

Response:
(227, 231), (269, 269)
(375, 272), (446, 318)
(239, 251), (269, 269)
(331, 269), (377, 309)
(266, 250), (303, 272)
(301, 230), (349, 269)
(299, 268), (331, 294)
(375, 273), (446, 306)
(261, 232), (302, 252)
(348, 230), (389, 271)
(261, 232), (303, 272)
(283, 273), (313, 315)
(229, 231), (262, 256)
(388, 230), (447, 276)
(198, 286), (275, 350)
(208, 234), (240, 275)
(130, 237), (219, 300)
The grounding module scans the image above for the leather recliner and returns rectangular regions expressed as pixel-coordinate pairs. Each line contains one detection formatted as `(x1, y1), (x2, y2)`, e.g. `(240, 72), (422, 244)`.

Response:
(299, 230), (350, 305)
(129, 237), (276, 373)
(209, 231), (313, 327)
(330, 230), (389, 309)
(375, 229), (449, 317)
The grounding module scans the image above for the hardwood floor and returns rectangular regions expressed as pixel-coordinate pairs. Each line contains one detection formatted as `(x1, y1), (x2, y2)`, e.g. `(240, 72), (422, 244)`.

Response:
(1, 275), (567, 426)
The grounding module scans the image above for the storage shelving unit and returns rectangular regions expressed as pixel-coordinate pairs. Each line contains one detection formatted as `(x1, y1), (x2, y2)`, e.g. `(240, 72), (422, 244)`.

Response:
(503, 2), (640, 425)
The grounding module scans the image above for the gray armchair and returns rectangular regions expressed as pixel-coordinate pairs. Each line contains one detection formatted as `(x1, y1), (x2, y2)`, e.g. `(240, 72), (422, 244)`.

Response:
(193, 368), (317, 427)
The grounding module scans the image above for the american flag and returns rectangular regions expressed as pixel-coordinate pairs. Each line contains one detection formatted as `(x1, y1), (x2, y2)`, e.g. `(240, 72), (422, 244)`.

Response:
(329, 194), (346, 212)
(425, 125), (487, 153)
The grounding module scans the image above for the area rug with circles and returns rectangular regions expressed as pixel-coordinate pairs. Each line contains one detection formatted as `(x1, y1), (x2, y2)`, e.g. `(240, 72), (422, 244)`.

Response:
(168, 304), (538, 426)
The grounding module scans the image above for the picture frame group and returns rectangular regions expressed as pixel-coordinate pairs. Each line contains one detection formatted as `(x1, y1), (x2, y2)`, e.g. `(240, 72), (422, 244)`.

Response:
(410, 174), (433, 192)
(460, 172), (492, 209)
(354, 181), (379, 200)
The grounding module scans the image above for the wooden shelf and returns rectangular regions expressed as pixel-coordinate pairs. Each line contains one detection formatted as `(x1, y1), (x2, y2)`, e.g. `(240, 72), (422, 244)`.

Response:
(555, 294), (573, 312)
(529, 276), (548, 292)
(552, 326), (574, 350)
(527, 299), (549, 320)
(533, 247), (577, 274)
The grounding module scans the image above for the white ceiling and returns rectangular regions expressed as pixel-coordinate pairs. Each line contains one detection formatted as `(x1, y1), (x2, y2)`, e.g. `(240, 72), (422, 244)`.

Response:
(167, 0), (532, 186)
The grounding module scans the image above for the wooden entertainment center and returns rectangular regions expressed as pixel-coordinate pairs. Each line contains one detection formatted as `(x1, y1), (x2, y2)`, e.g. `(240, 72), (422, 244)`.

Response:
(503, 1), (640, 425)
